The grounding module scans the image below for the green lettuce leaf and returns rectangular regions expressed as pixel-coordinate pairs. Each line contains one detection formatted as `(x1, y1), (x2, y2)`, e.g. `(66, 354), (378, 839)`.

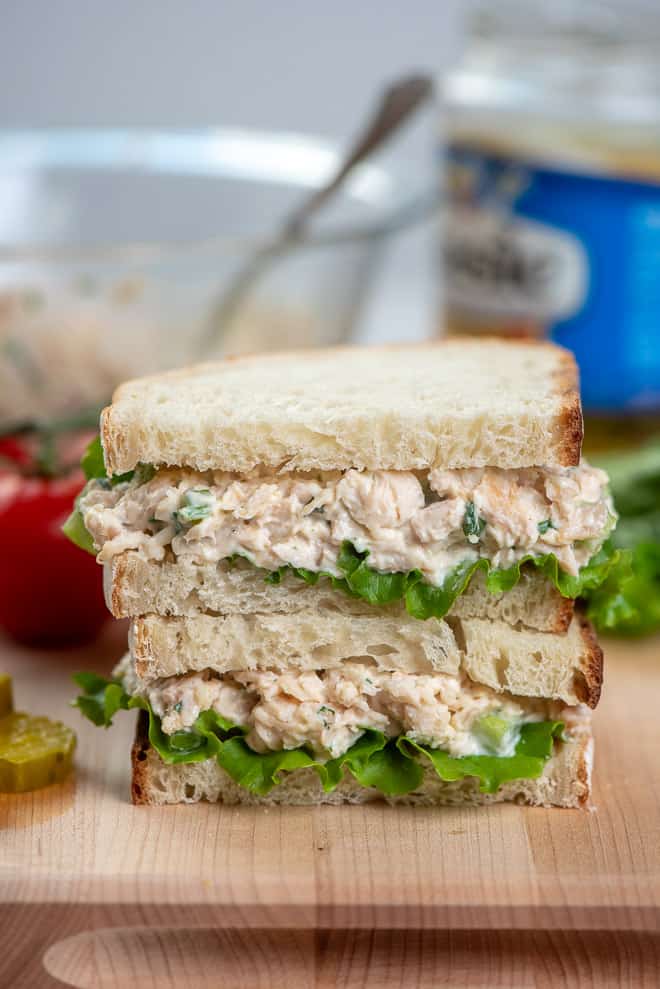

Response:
(63, 435), (153, 555)
(269, 539), (625, 622)
(62, 505), (97, 554)
(80, 435), (107, 481)
(264, 559), (353, 597)
(586, 541), (660, 636)
(141, 706), (235, 765)
(217, 737), (319, 793)
(72, 671), (132, 726)
(401, 721), (564, 794)
(72, 674), (563, 797)
(334, 734), (424, 795)
(217, 729), (424, 797)
(63, 436), (109, 555)
(81, 435), (135, 485)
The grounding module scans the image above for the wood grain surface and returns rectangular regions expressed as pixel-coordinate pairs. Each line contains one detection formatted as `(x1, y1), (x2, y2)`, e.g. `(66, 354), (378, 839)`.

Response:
(1, 625), (659, 987)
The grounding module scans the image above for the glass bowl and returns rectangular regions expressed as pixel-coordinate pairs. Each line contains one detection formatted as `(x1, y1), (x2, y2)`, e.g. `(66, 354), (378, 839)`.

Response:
(0, 128), (420, 428)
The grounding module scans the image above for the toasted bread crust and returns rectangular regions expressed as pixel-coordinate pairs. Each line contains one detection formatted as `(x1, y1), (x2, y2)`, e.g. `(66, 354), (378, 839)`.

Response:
(551, 596), (576, 635)
(130, 618), (152, 675)
(105, 552), (126, 620)
(130, 711), (151, 805)
(575, 614), (604, 709)
(553, 345), (583, 467)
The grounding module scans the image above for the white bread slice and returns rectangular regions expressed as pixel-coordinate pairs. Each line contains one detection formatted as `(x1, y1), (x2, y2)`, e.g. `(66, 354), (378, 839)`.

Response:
(105, 553), (574, 634)
(130, 611), (461, 678)
(450, 613), (602, 709)
(129, 612), (602, 709)
(101, 339), (582, 475)
(130, 711), (592, 809)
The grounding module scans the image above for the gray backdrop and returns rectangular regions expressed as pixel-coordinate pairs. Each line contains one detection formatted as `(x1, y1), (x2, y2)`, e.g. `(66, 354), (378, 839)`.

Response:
(0, 1), (461, 340)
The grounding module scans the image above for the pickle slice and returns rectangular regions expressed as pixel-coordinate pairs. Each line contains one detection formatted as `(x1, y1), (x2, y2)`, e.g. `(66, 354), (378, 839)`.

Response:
(0, 711), (76, 792)
(0, 675), (12, 718)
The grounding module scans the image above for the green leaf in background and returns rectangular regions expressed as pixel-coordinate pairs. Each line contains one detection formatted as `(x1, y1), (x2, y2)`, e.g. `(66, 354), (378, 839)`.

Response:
(72, 674), (564, 797)
(598, 442), (660, 524)
(587, 541), (660, 636)
(590, 441), (660, 636)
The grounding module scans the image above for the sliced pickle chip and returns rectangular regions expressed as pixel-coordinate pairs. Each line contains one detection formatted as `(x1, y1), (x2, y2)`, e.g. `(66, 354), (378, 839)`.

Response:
(0, 711), (76, 792)
(0, 675), (12, 718)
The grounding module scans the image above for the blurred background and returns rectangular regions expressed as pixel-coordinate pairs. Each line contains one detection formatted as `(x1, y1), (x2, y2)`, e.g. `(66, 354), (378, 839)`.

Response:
(0, 0), (460, 366)
(0, 0), (659, 647)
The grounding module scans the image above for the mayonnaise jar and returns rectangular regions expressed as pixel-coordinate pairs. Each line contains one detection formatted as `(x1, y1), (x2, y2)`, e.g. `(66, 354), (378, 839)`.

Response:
(441, 1), (660, 447)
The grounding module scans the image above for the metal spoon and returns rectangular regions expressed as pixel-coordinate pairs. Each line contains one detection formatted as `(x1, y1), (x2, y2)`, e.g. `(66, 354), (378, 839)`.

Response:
(198, 73), (434, 356)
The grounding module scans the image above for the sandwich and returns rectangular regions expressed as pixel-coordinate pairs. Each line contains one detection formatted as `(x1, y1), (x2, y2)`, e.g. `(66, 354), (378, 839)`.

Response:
(68, 339), (621, 808)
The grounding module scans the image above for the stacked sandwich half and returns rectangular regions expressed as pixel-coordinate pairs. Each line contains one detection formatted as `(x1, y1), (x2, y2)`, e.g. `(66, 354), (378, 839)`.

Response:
(70, 340), (618, 808)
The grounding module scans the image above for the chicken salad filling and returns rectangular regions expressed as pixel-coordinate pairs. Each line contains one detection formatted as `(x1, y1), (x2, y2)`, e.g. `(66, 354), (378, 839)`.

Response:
(116, 655), (558, 761)
(79, 462), (614, 588)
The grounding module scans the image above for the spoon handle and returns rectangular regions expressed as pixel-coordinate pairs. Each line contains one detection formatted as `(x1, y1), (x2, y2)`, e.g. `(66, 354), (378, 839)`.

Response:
(200, 73), (434, 356)
(283, 74), (434, 241)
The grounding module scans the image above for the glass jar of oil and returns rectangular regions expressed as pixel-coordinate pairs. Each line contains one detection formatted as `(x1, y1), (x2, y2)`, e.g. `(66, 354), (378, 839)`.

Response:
(442, 1), (660, 452)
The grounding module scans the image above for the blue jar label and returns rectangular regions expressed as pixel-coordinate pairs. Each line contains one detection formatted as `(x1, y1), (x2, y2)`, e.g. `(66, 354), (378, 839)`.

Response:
(445, 144), (660, 413)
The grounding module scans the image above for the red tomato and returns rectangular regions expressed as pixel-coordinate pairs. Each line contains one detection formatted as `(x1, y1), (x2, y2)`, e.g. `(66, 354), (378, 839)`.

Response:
(0, 469), (108, 647)
(0, 436), (33, 468)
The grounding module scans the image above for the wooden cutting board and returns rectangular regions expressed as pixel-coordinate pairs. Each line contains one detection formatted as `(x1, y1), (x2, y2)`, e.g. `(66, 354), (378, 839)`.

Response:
(1, 624), (659, 988)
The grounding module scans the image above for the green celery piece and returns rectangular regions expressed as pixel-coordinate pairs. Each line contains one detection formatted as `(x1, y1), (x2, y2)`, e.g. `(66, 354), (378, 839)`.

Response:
(175, 488), (215, 526)
(472, 714), (513, 753)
